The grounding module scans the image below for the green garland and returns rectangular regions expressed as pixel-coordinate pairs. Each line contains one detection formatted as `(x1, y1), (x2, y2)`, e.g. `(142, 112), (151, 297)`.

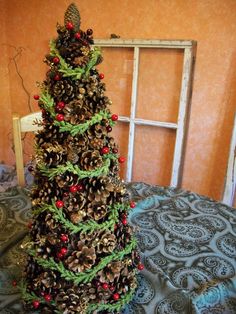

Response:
(28, 238), (137, 285)
(54, 110), (113, 136)
(39, 90), (55, 117)
(20, 281), (57, 309)
(87, 288), (136, 313)
(39, 158), (111, 180)
(49, 40), (102, 80)
(21, 280), (135, 314)
(33, 201), (119, 234)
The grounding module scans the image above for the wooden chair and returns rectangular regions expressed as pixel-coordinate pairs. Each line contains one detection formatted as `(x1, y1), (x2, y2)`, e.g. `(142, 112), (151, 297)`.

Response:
(12, 112), (42, 186)
(223, 113), (236, 206)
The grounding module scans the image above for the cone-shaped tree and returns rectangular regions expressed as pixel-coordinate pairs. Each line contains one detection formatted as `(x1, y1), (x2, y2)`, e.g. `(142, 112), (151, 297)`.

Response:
(22, 3), (141, 313)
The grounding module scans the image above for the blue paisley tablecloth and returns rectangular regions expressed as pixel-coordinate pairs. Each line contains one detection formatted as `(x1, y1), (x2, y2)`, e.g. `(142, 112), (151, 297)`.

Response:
(0, 183), (236, 313)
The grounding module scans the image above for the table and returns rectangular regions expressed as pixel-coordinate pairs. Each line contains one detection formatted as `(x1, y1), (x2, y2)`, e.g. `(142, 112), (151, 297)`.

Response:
(0, 183), (235, 313)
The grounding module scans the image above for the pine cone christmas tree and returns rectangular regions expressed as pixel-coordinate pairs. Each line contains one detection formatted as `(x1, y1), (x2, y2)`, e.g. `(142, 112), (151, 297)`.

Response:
(23, 3), (141, 314)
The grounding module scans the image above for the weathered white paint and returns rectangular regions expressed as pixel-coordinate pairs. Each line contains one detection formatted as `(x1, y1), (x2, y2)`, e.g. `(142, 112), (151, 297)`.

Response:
(94, 39), (195, 49)
(97, 39), (196, 186)
(223, 114), (236, 206)
(171, 46), (196, 187)
(126, 47), (140, 182)
(13, 112), (43, 186)
(20, 112), (43, 132)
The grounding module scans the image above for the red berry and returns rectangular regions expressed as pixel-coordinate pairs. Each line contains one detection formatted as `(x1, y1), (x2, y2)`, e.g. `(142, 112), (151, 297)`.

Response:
(111, 114), (118, 121)
(33, 94), (40, 100)
(54, 74), (61, 81)
(12, 280), (17, 287)
(122, 213), (127, 220)
(87, 29), (93, 35)
(27, 221), (32, 229)
(57, 252), (63, 259)
(109, 285), (115, 291)
(28, 165), (34, 172)
(106, 125), (112, 132)
(113, 148), (118, 154)
(53, 57), (60, 64)
(99, 73), (105, 79)
(74, 32), (81, 39)
(70, 185), (78, 193)
(57, 101), (65, 109)
(66, 22), (74, 30)
(122, 218), (128, 225)
(60, 234), (68, 242)
(118, 156), (126, 163)
(60, 247), (68, 255)
(76, 184), (84, 192)
(55, 114), (64, 122)
(32, 300), (40, 309)
(102, 283), (109, 290)
(101, 147), (109, 155)
(130, 201), (136, 208)
(56, 200), (64, 208)
(138, 263), (144, 271)
(113, 293), (120, 301)
(44, 294), (52, 302)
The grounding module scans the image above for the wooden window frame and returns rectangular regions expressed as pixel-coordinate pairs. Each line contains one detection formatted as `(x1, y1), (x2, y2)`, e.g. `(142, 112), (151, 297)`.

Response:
(223, 114), (236, 206)
(94, 39), (197, 187)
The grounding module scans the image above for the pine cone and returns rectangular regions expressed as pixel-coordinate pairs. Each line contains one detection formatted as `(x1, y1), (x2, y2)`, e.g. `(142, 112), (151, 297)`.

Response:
(64, 192), (87, 213)
(63, 99), (92, 124)
(80, 150), (103, 171)
(115, 223), (133, 250)
(116, 268), (137, 295)
(36, 125), (67, 145)
(73, 55), (90, 67)
(52, 79), (76, 102)
(98, 261), (123, 283)
(45, 213), (58, 230)
(32, 180), (61, 203)
(64, 3), (81, 32)
(55, 172), (75, 188)
(87, 176), (114, 204)
(70, 211), (86, 223)
(60, 42), (82, 63)
(56, 289), (87, 314)
(41, 142), (67, 167)
(56, 24), (71, 48)
(90, 137), (104, 150)
(97, 230), (117, 253)
(65, 246), (96, 272)
(81, 46), (90, 56)
(87, 203), (107, 221)
(88, 123), (107, 139)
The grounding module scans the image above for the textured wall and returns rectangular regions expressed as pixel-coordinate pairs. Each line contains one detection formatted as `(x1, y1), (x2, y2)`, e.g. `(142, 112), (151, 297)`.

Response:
(0, 0), (236, 201)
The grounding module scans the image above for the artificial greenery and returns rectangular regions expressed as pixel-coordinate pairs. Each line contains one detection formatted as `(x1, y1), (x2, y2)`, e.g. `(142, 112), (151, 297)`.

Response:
(28, 237), (137, 285)
(21, 278), (135, 314)
(49, 40), (102, 80)
(87, 288), (136, 313)
(38, 158), (111, 180)
(32, 200), (120, 234)
(54, 110), (114, 136)
(39, 90), (55, 117)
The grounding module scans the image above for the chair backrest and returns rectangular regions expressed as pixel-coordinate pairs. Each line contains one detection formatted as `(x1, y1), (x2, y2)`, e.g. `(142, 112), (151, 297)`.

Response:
(12, 112), (42, 186)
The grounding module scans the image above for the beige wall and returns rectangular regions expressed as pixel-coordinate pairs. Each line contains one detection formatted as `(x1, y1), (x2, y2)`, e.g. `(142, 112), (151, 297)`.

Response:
(0, 0), (235, 202)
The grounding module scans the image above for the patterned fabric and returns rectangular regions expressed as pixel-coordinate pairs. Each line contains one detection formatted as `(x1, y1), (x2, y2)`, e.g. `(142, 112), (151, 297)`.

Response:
(0, 183), (236, 313)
